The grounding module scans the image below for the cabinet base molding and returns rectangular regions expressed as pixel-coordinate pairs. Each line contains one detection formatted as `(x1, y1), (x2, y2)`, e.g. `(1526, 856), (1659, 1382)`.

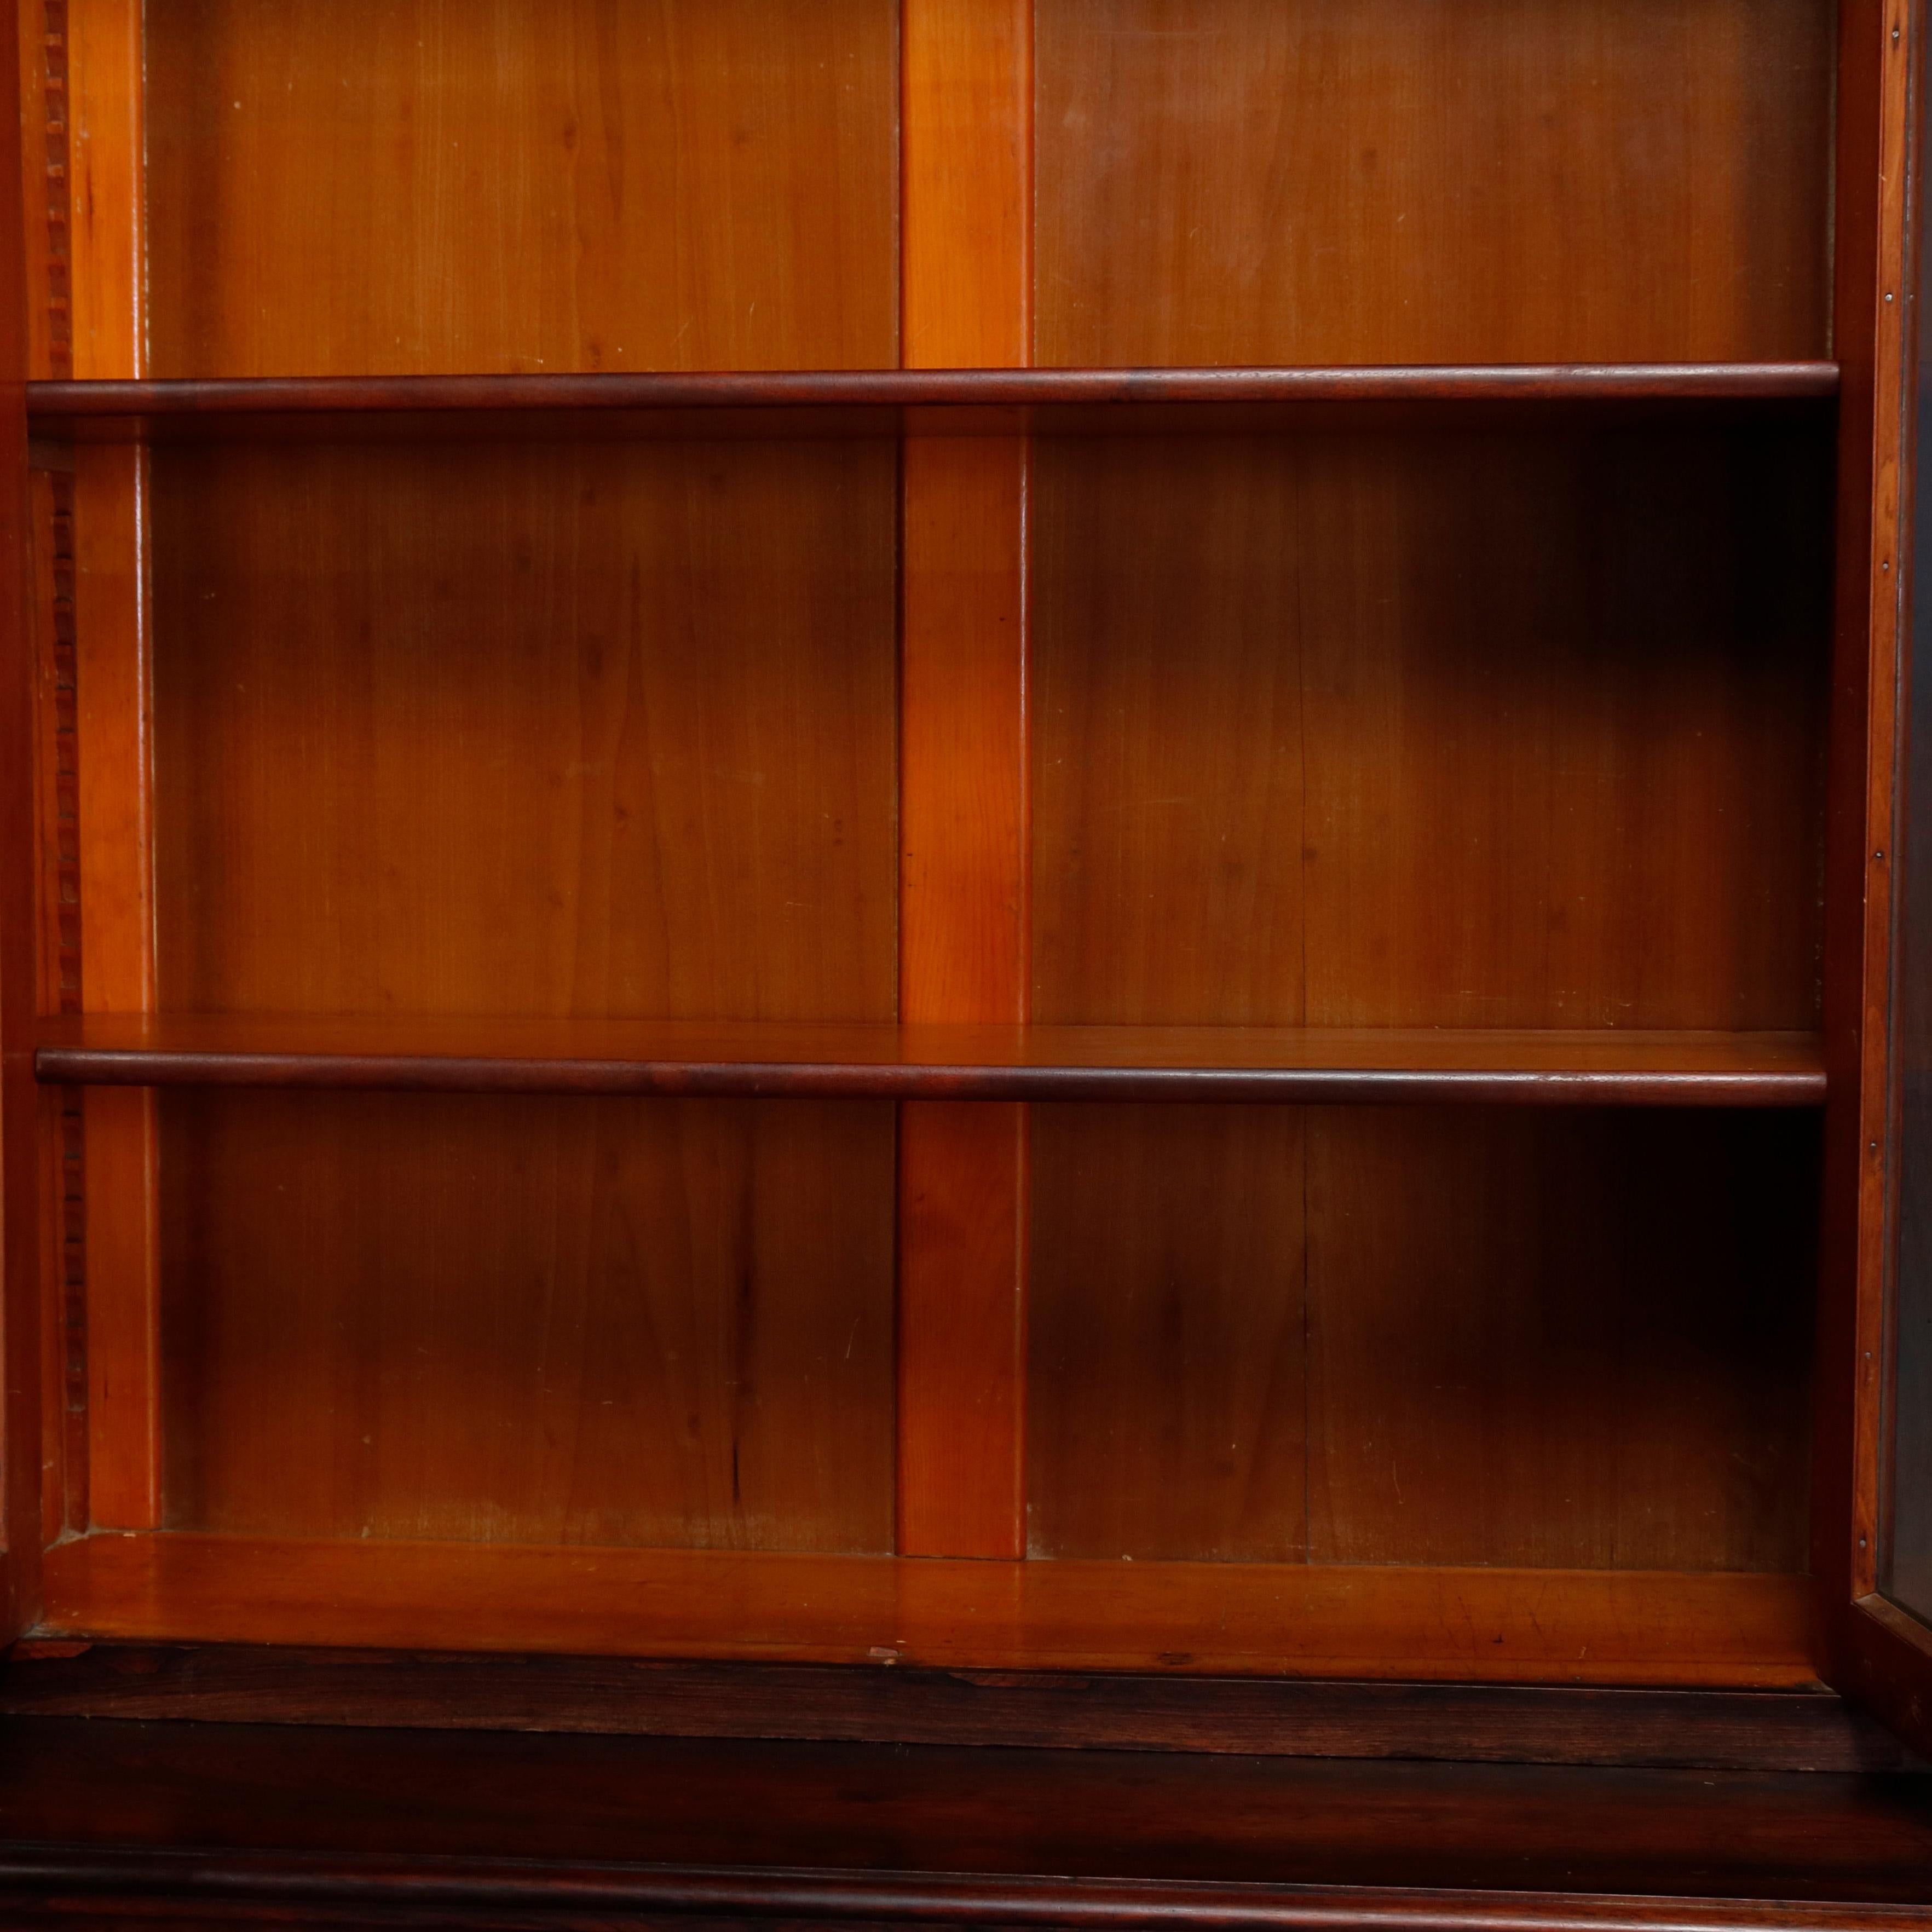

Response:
(0, 1643), (1917, 1774)
(0, 1716), (1928, 1928)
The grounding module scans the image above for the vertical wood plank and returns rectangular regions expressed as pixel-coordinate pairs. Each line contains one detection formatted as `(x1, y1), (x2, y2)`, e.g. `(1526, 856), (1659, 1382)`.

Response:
(0, 0), (48, 1637)
(144, 0), (900, 379)
(65, 0), (137, 383)
(896, 0), (1031, 1559)
(1816, 0), (1917, 1686)
(66, 0), (157, 1529)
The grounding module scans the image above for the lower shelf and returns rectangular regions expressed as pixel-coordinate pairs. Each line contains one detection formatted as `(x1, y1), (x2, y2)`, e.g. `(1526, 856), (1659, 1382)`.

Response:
(37, 1535), (1817, 1688)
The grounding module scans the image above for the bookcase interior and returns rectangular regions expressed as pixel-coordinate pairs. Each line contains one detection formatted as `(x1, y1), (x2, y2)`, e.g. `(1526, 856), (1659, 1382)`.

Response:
(23, 0), (1852, 1687)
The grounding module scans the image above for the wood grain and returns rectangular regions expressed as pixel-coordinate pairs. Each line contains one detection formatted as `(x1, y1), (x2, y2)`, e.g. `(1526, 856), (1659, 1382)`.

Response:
(147, 435), (898, 1548)
(1036, 0), (1833, 367)
(72, 444), (155, 1530)
(144, 0), (898, 377)
(897, 0), (1031, 1560)
(1028, 1104), (1306, 1561)
(60, 0), (157, 1535)
(36, 1532), (1820, 1685)
(7, 1645), (1917, 1771)
(1029, 423), (1830, 1567)
(150, 438), (897, 1021)
(64, 0), (139, 385)
(159, 1089), (895, 1550)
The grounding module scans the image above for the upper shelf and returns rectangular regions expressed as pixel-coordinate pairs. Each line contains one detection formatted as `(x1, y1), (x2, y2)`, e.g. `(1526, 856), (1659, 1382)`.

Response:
(34, 1014), (1825, 1108)
(25, 364), (1841, 445)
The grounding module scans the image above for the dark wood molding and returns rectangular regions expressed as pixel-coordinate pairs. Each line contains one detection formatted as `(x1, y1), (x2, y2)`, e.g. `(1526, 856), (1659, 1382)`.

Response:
(32, 1016), (1828, 1108)
(0, 1645), (1918, 1774)
(0, 1716), (1929, 1926)
(2, 1848), (1930, 1932)
(24, 363), (1843, 426)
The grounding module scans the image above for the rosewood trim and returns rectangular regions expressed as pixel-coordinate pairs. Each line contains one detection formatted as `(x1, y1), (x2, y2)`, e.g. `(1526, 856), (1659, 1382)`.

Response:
(2, 1848), (1929, 1932)
(31, 1024), (1827, 1107)
(24, 362), (1843, 423)
(0, 1647), (1912, 1772)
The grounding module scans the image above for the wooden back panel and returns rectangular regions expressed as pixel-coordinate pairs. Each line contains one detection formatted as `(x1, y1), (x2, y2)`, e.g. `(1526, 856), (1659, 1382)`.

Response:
(151, 438), (898, 1021)
(1036, 0), (1833, 367)
(160, 1089), (896, 1549)
(145, 0), (899, 377)
(147, 436), (899, 1546)
(1028, 420), (1830, 1567)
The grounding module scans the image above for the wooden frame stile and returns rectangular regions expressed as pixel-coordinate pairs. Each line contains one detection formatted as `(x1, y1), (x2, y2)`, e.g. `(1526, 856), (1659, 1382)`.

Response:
(1820, 0), (1932, 1749)
(0, 0), (44, 1640)
(896, 0), (1033, 1560)
(62, 0), (157, 1536)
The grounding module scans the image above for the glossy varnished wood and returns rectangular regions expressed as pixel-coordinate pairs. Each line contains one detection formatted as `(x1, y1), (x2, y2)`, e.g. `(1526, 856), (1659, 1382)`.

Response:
(34, 1532), (1819, 1686)
(142, 0), (898, 377)
(896, 0), (1033, 1561)
(34, 1013), (1827, 1105)
(25, 364), (1846, 426)
(1036, 0), (1833, 367)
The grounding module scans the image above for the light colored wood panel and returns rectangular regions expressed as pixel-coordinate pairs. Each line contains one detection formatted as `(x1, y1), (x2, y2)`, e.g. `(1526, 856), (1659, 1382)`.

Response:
(73, 447), (158, 1527)
(1028, 1104), (1306, 1561)
(897, 0), (1031, 1560)
(1036, 0), (1833, 367)
(150, 437), (898, 1022)
(145, 0), (898, 378)
(38, 1532), (1821, 1686)
(900, 439), (1029, 1024)
(903, 0), (1029, 370)
(159, 1090), (897, 1552)
(72, 445), (149, 1013)
(65, 0), (139, 382)
(1305, 1110), (1815, 1572)
(64, 0), (156, 1528)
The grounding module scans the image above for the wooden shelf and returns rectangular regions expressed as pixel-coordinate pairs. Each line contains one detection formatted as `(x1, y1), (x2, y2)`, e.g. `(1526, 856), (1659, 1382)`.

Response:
(36, 1533), (1816, 1687)
(33, 1014), (1826, 1106)
(24, 363), (1841, 445)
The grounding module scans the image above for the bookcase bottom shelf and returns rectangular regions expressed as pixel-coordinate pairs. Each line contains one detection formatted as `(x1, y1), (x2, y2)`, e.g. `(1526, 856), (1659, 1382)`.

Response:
(37, 1535), (1816, 1688)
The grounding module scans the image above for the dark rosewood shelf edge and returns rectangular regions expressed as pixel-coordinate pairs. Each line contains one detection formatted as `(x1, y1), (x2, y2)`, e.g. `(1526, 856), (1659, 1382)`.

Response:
(31, 1016), (1828, 1106)
(24, 360), (1843, 423)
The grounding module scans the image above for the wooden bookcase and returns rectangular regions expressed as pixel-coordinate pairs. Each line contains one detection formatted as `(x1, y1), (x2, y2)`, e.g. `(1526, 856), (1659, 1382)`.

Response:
(1, 0), (1931, 1921)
